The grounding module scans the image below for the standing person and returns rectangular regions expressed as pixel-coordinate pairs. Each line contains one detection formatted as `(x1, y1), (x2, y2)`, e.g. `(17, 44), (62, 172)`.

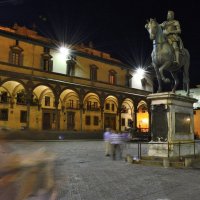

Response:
(110, 131), (123, 160)
(103, 128), (111, 156)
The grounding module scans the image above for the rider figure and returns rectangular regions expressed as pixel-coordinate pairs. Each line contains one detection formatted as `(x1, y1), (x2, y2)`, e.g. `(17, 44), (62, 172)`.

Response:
(160, 10), (182, 65)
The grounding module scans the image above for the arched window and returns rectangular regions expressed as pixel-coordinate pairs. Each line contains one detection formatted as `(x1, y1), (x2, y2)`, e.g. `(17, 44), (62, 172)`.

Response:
(90, 64), (98, 81)
(9, 40), (23, 66)
(41, 47), (53, 72)
(109, 70), (117, 85)
(66, 56), (76, 76)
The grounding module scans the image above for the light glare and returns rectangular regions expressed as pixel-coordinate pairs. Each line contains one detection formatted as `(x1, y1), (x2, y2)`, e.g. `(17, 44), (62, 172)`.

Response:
(136, 68), (145, 77)
(59, 46), (70, 56)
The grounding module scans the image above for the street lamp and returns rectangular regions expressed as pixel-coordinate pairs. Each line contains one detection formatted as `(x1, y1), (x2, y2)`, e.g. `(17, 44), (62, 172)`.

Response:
(135, 67), (145, 78)
(59, 46), (70, 58)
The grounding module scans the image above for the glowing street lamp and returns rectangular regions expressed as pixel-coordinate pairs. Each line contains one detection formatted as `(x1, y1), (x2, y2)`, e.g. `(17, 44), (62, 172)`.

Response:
(134, 67), (146, 79)
(136, 68), (145, 77)
(59, 46), (70, 57)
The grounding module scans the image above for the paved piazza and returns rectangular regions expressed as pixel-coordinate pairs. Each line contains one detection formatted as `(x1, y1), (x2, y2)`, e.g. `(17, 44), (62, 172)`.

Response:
(6, 141), (200, 200)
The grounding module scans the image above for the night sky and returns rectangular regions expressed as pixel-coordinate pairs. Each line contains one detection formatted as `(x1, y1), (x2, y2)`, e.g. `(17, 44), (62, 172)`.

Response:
(0, 0), (200, 88)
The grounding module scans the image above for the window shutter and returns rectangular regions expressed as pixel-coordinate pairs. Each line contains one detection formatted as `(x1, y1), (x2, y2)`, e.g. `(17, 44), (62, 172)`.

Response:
(49, 60), (53, 72)
(8, 51), (12, 63)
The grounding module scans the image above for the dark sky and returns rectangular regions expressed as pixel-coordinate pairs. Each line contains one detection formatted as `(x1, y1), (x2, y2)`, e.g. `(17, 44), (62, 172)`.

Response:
(0, 0), (200, 87)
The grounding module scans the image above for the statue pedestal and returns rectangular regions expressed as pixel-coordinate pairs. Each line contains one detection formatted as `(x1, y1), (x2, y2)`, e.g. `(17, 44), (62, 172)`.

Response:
(147, 92), (197, 157)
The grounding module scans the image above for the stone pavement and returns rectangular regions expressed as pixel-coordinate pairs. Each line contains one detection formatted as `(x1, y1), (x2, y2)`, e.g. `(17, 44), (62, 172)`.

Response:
(6, 141), (200, 200)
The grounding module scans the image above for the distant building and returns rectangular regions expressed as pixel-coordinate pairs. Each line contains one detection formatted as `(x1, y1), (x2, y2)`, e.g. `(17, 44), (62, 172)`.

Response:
(0, 24), (152, 132)
(177, 86), (200, 138)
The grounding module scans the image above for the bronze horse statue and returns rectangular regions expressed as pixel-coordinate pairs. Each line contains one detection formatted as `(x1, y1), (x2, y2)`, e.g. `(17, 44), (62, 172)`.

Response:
(145, 18), (190, 95)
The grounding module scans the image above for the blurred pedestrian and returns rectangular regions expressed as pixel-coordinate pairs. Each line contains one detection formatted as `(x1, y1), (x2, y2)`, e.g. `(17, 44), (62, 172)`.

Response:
(103, 128), (111, 156)
(110, 131), (123, 160)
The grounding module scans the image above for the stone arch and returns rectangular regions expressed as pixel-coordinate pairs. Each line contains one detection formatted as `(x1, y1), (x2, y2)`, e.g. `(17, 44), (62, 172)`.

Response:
(0, 80), (26, 105)
(136, 100), (149, 132)
(83, 92), (101, 110)
(33, 85), (55, 108)
(104, 95), (118, 111)
(104, 95), (118, 130)
(0, 78), (26, 90)
(60, 89), (80, 110)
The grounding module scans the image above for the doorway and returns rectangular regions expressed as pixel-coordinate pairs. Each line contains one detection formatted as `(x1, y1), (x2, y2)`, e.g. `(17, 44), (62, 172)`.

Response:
(42, 112), (51, 130)
(104, 114), (116, 130)
(67, 111), (75, 130)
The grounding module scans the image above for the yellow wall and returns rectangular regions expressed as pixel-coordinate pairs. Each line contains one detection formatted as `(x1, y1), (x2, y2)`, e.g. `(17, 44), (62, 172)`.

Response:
(194, 109), (200, 137)
(75, 56), (126, 86)
(20, 41), (43, 69)
(0, 35), (14, 62)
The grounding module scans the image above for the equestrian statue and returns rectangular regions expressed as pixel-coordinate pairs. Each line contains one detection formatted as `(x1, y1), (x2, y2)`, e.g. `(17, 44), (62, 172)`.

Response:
(145, 11), (190, 95)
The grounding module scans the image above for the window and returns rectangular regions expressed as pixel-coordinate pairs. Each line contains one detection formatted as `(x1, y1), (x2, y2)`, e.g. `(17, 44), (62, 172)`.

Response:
(94, 116), (99, 126)
(109, 70), (117, 84)
(126, 74), (132, 87)
(0, 109), (8, 121)
(66, 59), (75, 76)
(105, 103), (110, 110)
(111, 104), (115, 111)
(41, 49), (53, 72)
(12, 52), (20, 65)
(20, 111), (27, 123)
(9, 43), (23, 66)
(69, 100), (74, 108)
(87, 101), (92, 110)
(90, 65), (98, 81)
(0, 92), (8, 103)
(45, 96), (50, 106)
(93, 102), (98, 109)
(16, 91), (26, 104)
(43, 59), (51, 71)
(121, 118), (125, 126)
(85, 116), (91, 125)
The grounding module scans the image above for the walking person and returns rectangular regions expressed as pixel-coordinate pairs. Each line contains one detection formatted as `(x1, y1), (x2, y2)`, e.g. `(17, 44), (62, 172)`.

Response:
(103, 128), (111, 156)
(110, 131), (123, 160)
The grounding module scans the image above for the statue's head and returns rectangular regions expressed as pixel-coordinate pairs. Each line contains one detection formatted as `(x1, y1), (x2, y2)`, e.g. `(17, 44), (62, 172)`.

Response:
(167, 10), (174, 20)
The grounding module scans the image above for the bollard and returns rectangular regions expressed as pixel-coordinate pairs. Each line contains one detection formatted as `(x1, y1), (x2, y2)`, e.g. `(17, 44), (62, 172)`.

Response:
(185, 158), (192, 167)
(163, 158), (170, 168)
(126, 154), (133, 164)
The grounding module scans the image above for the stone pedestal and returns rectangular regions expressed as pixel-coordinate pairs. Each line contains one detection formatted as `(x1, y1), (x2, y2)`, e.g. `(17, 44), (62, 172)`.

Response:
(147, 92), (197, 157)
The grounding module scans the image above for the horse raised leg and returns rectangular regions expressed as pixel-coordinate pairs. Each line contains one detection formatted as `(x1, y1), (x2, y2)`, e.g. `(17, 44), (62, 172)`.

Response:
(159, 61), (171, 83)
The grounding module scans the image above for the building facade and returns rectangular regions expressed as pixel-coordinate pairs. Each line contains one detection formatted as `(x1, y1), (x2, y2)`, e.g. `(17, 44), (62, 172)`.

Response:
(177, 87), (200, 138)
(0, 24), (152, 132)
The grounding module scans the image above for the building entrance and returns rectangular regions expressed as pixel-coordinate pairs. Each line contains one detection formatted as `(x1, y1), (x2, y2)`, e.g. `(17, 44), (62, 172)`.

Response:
(42, 112), (51, 130)
(67, 111), (75, 130)
(104, 114), (116, 130)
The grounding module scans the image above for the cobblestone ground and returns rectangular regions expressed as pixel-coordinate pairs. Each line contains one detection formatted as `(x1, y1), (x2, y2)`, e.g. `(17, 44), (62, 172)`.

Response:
(7, 141), (200, 200)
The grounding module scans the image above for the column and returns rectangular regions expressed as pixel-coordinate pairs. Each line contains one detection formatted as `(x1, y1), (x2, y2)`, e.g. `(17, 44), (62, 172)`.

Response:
(26, 91), (32, 129)
(54, 100), (59, 130)
(100, 106), (104, 131)
(79, 103), (83, 132)
(118, 107), (122, 132)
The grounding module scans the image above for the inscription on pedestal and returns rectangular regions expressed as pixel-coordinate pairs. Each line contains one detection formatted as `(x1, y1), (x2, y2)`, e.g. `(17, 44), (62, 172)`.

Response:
(151, 104), (168, 141)
(175, 113), (190, 134)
